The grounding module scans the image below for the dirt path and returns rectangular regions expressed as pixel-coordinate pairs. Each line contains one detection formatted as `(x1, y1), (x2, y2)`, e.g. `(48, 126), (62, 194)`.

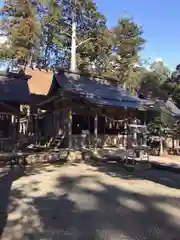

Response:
(151, 155), (180, 169)
(1, 163), (180, 240)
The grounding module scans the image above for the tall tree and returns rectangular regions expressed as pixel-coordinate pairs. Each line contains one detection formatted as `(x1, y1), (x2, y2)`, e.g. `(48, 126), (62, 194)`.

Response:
(36, 0), (109, 71)
(106, 17), (145, 91)
(77, 28), (112, 74)
(0, 0), (41, 63)
(138, 61), (171, 100)
(169, 64), (180, 108)
(138, 70), (163, 99)
(36, 0), (66, 68)
(151, 60), (171, 84)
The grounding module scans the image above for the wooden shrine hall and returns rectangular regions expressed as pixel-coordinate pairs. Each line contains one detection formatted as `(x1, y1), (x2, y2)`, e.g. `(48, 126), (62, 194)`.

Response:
(1, 63), (180, 163)
(38, 70), (150, 151)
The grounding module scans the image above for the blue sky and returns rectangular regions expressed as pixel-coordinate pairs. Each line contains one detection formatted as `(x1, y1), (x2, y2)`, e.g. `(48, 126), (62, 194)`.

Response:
(96, 0), (179, 70)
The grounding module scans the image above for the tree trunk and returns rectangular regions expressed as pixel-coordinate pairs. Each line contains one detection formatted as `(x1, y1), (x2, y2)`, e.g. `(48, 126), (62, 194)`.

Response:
(70, 21), (77, 72)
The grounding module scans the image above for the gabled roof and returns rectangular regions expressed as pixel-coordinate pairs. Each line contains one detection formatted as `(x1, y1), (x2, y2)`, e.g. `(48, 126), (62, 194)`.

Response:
(0, 75), (31, 103)
(26, 68), (53, 95)
(0, 61), (52, 103)
(163, 99), (180, 118)
(143, 98), (180, 118)
(0, 74), (46, 104)
(51, 72), (144, 109)
(0, 60), (53, 96)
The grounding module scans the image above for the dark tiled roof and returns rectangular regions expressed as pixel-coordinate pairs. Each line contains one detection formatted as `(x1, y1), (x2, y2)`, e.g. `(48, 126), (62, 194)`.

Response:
(53, 72), (143, 109)
(164, 99), (180, 118)
(0, 60), (53, 95)
(0, 75), (46, 104)
(143, 98), (180, 118)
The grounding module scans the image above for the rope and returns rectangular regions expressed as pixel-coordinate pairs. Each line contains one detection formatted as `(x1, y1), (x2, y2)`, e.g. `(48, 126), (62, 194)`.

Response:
(78, 92), (135, 123)
(98, 111), (132, 123)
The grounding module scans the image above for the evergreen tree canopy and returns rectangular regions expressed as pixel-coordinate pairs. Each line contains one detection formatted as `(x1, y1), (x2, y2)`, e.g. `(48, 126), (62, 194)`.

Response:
(108, 17), (145, 88)
(35, 0), (109, 71)
(0, 0), (41, 61)
(0, 1), (146, 80)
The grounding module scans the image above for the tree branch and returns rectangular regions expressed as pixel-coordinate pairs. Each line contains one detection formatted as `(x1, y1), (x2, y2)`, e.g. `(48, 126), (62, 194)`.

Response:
(76, 37), (95, 48)
(60, 31), (71, 37)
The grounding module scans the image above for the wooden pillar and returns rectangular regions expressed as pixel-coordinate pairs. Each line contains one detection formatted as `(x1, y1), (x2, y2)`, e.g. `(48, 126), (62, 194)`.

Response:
(88, 114), (91, 148)
(14, 115), (19, 150)
(159, 112), (164, 156)
(144, 111), (147, 146)
(68, 108), (72, 149)
(11, 115), (14, 138)
(35, 116), (38, 144)
(144, 110), (147, 126)
(94, 113), (98, 149)
(103, 116), (106, 147)
(133, 128), (137, 146)
(124, 121), (127, 148)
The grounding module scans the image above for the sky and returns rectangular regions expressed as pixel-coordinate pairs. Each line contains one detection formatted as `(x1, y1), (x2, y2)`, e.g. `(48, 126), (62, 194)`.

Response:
(96, 0), (180, 70)
(0, 0), (179, 70)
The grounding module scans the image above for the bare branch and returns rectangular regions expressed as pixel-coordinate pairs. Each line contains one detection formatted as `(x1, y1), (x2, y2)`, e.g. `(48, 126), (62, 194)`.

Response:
(76, 37), (95, 48)
(60, 31), (71, 38)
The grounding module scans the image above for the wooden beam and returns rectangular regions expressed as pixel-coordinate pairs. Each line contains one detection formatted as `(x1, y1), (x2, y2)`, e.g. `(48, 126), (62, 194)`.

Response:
(36, 95), (59, 107)
(0, 102), (20, 115)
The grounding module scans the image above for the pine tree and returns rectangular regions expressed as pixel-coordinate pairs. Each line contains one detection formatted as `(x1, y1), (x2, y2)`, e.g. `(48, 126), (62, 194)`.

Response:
(72, 0), (110, 73)
(0, 0), (41, 62)
(36, 0), (65, 68)
(108, 17), (145, 90)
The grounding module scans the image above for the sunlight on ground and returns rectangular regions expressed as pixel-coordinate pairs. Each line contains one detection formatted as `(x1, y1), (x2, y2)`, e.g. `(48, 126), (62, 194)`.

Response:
(1, 164), (180, 240)
(118, 198), (147, 212)
(155, 202), (180, 225)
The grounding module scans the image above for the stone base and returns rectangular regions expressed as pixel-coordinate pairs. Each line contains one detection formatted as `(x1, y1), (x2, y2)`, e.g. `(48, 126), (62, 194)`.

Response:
(66, 151), (82, 163)
(25, 150), (71, 165)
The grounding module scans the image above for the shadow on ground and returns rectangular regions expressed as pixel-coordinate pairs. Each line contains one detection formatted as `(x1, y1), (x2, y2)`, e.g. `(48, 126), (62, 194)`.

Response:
(87, 160), (180, 190)
(0, 163), (180, 239)
(0, 167), (25, 237)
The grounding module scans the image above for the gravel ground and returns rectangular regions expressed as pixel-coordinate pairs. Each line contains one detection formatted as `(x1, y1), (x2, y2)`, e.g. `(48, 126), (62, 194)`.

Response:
(0, 163), (180, 240)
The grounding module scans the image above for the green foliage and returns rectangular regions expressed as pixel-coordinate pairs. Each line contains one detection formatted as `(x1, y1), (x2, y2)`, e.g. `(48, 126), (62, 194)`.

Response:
(170, 66), (180, 108)
(138, 61), (172, 100)
(35, 0), (109, 71)
(148, 111), (174, 138)
(139, 71), (166, 99)
(78, 29), (112, 74)
(74, 1), (109, 73)
(148, 116), (164, 137)
(0, 1), (146, 79)
(0, 0), (41, 61)
(38, 0), (64, 67)
(151, 61), (171, 84)
(171, 122), (180, 140)
(172, 85), (180, 107)
(108, 17), (145, 89)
